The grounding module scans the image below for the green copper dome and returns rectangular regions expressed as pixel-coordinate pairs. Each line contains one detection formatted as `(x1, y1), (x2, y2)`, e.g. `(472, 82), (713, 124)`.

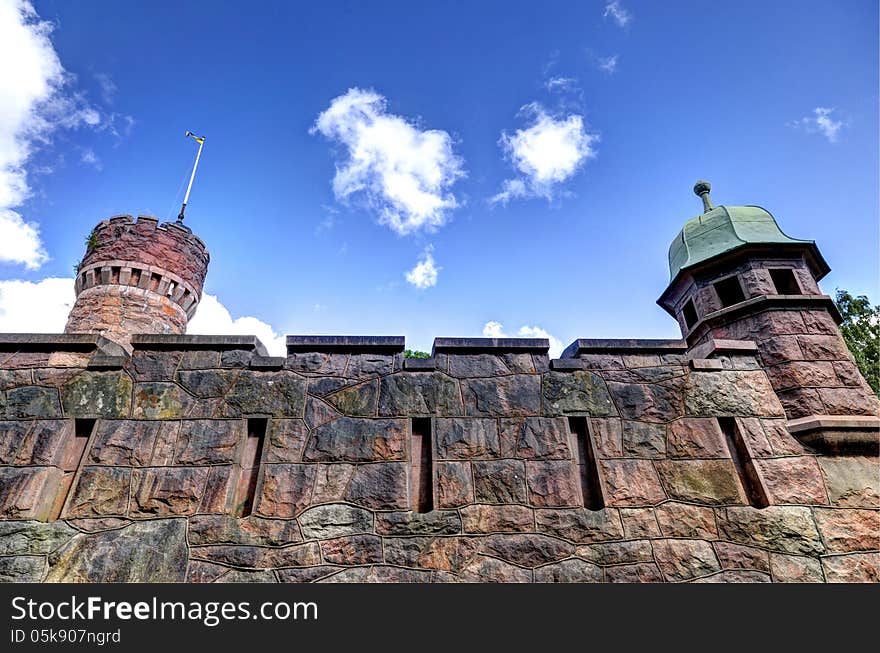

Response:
(668, 182), (814, 280)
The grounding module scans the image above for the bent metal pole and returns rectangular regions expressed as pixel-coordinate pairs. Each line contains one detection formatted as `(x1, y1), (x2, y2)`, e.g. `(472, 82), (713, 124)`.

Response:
(178, 131), (205, 222)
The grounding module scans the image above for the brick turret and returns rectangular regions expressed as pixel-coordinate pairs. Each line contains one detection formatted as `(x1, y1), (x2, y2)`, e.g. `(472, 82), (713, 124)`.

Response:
(65, 215), (210, 351)
(659, 182), (880, 452)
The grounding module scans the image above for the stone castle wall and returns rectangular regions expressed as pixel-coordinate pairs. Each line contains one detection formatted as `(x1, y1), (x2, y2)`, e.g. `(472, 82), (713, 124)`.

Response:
(0, 334), (876, 583)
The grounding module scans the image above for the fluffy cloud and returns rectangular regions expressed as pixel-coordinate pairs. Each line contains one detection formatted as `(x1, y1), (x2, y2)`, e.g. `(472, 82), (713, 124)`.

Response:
(597, 55), (618, 74)
(604, 1), (631, 27)
(545, 77), (577, 92)
(0, 0), (106, 270)
(789, 107), (845, 143)
(311, 87), (465, 236)
(404, 246), (440, 289)
(187, 293), (286, 356)
(481, 320), (564, 358)
(492, 103), (598, 204)
(0, 276), (73, 331)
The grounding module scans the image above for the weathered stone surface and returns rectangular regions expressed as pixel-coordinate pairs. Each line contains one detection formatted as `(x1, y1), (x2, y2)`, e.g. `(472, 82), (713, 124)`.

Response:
(462, 375), (541, 416)
(716, 506), (824, 555)
(303, 397), (341, 431)
(378, 373), (462, 416)
(187, 562), (238, 582)
(765, 361), (838, 391)
(501, 417), (571, 459)
(376, 510), (462, 536)
(277, 565), (345, 583)
(46, 519), (187, 582)
(217, 569), (277, 583)
(620, 507), (661, 538)
(797, 334), (851, 360)
(526, 461), (580, 507)
(542, 371), (617, 416)
(190, 542), (321, 568)
(176, 369), (238, 398)
(535, 508), (624, 543)
(179, 350), (219, 370)
(818, 457), (880, 508)
(621, 421), (666, 458)
(692, 570), (771, 583)
(61, 372), (132, 418)
(0, 521), (76, 555)
(298, 504), (373, 539)
(713, 542), (769, 572)
(734, 417), (774, 456)
(131, 467), (209, 516)
(599, 459), (666, 506)
(473, 459), (527, 503)
(434, 418), (500, 459)
(345, 463), (409, 510)
(769, 553), (824, 582)
(533, 558), (602, 582)
(576, 540), (654, 566)
(303, 417), (406, 462)
(174, 420), (243, 464)
(225, 371), (306, 417)
(589, 418), (623, 457)
(458, 555), (533, 582)
(89, 420), (158, 466)
(320, 534), (383, 565)
(667, 418), (728, 458)
(607, 381), (683, 422)
(264, 419), (309, 463)
(656, 502), (718, 538)
(130, 351), (182, 382)
(821, 552), (880, 583)
(187, 515), (301, 546)
(818, 387), (879, 416)
(65, 466), (131, 517)
(755, 456), (828, 505)
(346, 354), (396, 379)
(813, 508), (879, 553)
(435, 461), (473, 508)
(0, 421), (32, 463)
(652, 539), (720, 582)
(0, 466), (57, 518)
(605, 562), (664, 583)
(461, 504), (534, 533)
(329, 565), (435, 583)
(384, 536), (479, 571)
(656, 460), (744, 505)
(325, 381), (378, 417)
(12, 420), (70, 466)
(132, 382), (195, 419)
(311, 464), (355, 503)
(256, 464), (318, 517)
(481, 533), (573, 567)
(685, 371), (785, 417)
(6, 386), (64, 420)
(0, 556), (46, 582)
(448, 354), (510, 378)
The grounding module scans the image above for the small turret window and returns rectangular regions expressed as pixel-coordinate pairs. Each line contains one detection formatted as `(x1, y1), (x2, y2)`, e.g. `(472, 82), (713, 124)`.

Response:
(769, 268), (801, 295)
(682, 299), (698, 329)
(714, 275), (746, 308)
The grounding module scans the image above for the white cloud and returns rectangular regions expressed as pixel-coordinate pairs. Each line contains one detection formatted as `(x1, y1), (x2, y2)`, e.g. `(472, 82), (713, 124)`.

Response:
(0, 276), (73, 331)
(80, 147), (101, 169)
(404, 246), (440, 290)
(597, 55), (618, 74)
(187, 293), (286, 357)
(94, 72), (116, 105)
(604, 1), (632, 27)
(492, 102), (598, 204)
(481, 320), (564, 358)
(311, 87), (465, 236)
(789, 107), (845, 143)
(545, 77), (577, 92)
(0, 0), (108, 270)
(0, 209), (48, 269)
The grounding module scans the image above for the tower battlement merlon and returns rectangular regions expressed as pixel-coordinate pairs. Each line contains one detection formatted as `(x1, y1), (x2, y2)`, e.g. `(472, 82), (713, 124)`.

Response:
(64, 214), (211, 352)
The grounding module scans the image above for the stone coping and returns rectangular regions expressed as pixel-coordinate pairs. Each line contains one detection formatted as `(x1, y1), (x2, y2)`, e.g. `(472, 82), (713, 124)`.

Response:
(687, 338), (759, 360)
(0, 334), (127, 357)
(403, 357), (437, 370)
(130, 334), (269, 356)
(787, 415), (880, 455)
(431, 337), (549, 354)
(286, 335), (405, 353)
(561, 338), (688, 358)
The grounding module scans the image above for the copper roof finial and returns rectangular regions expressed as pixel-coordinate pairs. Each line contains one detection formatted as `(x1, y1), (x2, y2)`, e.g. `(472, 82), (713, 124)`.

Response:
(694, 180), (714, 212)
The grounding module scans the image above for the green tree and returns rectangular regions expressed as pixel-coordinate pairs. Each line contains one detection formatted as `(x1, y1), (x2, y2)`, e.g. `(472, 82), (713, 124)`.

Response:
(834, 289), (879, 396)
(404, 349), (430, 359)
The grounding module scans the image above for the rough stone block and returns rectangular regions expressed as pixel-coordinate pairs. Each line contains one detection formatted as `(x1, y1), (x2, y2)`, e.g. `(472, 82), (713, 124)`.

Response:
(472, 459), (527, 503)
(535, 508), (624, 543)
(769, 553), (824, 582)
(607, 381), (683, 422)
(462, 375), (541, 416)
(655, 460), (744, 505)
(303, 417), (407, 462)
(716, 506), (824, 555)
(667, 418), (728, 458)
(434, 418), (500, 459)
(460, 504), (534, 533)
(685, 370), (785, 417)
(434, 461), (473, 508)
(821, 552), (880, 583)
(500, 416), (571, 459)
(818, 457), (880, 507)
(130, 467), (208, 517)
(6, 386), (63, 419)
(813, 508), (880, 553)
(655, 502), (718, 538)
(173, 420), (244, 464)
(533, 558), (602, 583)
(652, 539), (720, 582)
(264, 418), (309, 463)
(298, 504), (373, 540)
(60, 372), (131, 418)
(324, 380), (378, 416)
(375, 510), (462, 536)
(754, 456), (828, 505)
(65, 466), (131, 518)
(255, 464), (317, 518)
(526, 460), (580, 507)
(378, 373), (462, 416)
(599, 459), (666, 506)
(621, 421), (666, 458)
(542, 371), (617, 416)
(345, 462), (409, 510)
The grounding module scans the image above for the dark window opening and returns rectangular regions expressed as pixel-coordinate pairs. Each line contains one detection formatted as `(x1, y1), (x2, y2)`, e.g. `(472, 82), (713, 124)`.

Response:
(568, 417), (605, 511)
(411, 418), (433, 513)
(51, 419), (95, 520)
(235, 418), (267, 517)
(714, 275), (746, 308)
(769, 268), (801, 295)
(717, 417), (769, 509)
(682, 299), (699, 330)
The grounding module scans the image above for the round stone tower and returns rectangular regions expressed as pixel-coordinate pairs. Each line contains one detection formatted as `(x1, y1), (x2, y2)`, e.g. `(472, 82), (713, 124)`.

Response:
(65, 215), (210, 351)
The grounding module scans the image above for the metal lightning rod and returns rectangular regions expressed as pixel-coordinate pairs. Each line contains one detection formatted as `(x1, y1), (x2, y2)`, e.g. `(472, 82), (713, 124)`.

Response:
(177, 131), (205, 222)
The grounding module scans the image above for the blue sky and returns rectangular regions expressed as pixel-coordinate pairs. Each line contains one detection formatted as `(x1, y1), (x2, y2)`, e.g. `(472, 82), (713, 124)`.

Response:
(0, 0), (877, 356)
